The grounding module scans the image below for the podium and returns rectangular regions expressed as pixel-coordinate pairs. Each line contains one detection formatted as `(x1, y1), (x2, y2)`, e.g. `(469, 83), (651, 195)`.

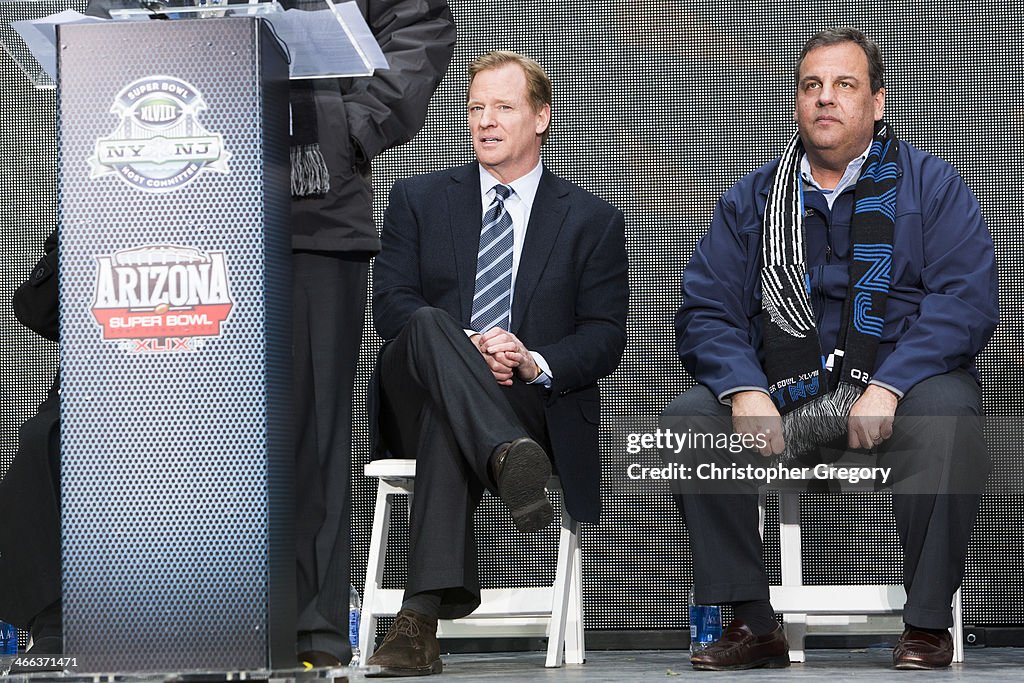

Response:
(56, 18), (293, 672)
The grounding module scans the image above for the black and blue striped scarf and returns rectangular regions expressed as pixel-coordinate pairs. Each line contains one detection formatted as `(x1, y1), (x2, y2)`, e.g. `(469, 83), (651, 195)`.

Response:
(760, 120), (898, 458)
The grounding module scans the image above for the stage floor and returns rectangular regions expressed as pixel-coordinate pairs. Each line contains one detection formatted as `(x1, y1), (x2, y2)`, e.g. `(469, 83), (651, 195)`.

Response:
(374, 648), (1024, 681)
(4, 648), (1023, 682)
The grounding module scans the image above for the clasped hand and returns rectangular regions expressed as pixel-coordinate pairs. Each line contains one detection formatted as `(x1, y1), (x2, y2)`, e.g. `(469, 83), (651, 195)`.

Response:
(732, 385), (898, 457)
(472, 327), (540, 385)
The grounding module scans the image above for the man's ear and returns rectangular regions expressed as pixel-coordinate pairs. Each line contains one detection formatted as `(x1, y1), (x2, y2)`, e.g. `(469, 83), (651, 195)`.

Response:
(874, 87), (886, 121)
(535, 103), (551, 136)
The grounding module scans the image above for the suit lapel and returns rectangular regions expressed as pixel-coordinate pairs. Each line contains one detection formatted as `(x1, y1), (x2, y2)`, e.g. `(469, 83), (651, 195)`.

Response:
(511, 168), (569, 334)
(446, 164), (484, 323)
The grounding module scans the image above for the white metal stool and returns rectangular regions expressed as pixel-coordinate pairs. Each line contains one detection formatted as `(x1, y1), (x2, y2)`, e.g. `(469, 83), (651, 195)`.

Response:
(359, 458), (585, 668)
(758, 484), (964, 663)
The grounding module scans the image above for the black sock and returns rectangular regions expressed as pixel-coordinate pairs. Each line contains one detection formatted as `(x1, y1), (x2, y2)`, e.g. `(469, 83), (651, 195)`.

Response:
(732, 599), (777, 635)
(401, 589), (444, 619)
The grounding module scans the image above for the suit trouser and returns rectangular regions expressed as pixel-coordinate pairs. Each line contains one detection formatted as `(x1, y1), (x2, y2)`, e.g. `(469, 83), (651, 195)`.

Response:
(660, 370), (988, 630)
(293, 253), (369, 658)
(378, 307), (550, 620)
(0, 382), (60, 628)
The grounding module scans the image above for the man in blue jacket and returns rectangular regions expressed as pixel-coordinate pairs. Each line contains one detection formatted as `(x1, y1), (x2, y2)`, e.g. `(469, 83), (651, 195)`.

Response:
(663, 28), (997, 671)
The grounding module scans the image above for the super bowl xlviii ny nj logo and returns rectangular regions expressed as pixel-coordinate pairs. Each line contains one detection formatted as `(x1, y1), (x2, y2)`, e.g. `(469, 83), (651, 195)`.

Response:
(89, 76), (230, 193)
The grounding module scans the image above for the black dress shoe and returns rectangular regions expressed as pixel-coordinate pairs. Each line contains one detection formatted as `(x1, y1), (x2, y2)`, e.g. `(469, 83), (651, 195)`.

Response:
(491, 437), (553, 532)
(298, 649), (344, 669)
(893, 627), (953, 669)
(690, 620), (790, 671)
(366, 609), (441, 677)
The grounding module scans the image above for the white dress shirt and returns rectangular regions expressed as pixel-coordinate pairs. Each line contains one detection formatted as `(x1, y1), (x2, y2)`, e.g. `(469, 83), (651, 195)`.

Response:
(472, 161), (552, 385)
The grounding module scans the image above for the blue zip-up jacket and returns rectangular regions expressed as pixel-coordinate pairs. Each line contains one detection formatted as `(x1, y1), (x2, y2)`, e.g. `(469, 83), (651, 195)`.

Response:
(676, 141), (998, 400)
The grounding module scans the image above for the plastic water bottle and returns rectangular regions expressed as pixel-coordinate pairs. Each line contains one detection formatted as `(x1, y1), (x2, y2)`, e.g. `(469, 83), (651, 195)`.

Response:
(348, 584), (361, 666)
(0, 621), (17, 655)
(689, 587), (722, 654)
(1, 620), (17, 675)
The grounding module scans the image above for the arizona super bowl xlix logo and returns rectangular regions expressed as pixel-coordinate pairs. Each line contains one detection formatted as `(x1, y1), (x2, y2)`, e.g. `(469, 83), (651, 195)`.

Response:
(91, 245), (234, 353)
(89, 76), (230, 192)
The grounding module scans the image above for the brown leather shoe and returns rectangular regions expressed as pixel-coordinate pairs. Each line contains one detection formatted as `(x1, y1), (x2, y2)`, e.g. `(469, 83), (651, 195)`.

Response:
(365, 609), (442, 677)
(690, 620), (790, 671)
(491, 437), (553, 532)
(893, 627), (953, 669)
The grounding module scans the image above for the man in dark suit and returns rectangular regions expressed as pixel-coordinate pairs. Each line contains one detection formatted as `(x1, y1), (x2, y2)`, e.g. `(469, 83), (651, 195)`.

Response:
(367, 51), (628, 677)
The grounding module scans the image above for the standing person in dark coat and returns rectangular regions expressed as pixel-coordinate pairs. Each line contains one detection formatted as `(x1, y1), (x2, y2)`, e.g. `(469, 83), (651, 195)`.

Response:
(0, 230), (62, 657)
(78, 0), (457, 667)
(279, 0), (456, 668)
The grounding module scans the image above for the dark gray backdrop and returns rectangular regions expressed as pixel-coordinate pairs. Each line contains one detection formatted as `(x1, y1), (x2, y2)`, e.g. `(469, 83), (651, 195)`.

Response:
(2, 0), (1021, 636)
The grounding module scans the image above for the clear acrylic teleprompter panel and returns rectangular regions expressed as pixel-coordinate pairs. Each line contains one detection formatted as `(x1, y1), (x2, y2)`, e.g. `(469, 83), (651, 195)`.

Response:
(0, 0), (79, 89)
(4, 0), (386, 88)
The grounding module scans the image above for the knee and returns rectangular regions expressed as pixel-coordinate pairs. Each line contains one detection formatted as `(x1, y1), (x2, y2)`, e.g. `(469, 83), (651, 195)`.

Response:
(661, 385), (728, 420)
(403, 307), (455, 342)
(897, 370), (982, 418)
(408, 306), (443, 324)
(392, 307), (466, 364)
(888, 373), (988, 474)
(407, 306), (457, 331)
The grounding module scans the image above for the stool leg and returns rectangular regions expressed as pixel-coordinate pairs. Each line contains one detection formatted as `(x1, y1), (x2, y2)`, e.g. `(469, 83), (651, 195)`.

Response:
(779, 492), (806, 663)
(952, 587), (964, 663)
(565, 515), (584, 665)
(783, 613), (807, 664)
(757, 490), (767, 541)
(546, 506), (581, 667)
(359, 481), (394, 666)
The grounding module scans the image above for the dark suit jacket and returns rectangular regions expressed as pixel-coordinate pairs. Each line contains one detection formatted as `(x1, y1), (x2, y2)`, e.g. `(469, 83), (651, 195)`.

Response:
(372, 163), (629, 523)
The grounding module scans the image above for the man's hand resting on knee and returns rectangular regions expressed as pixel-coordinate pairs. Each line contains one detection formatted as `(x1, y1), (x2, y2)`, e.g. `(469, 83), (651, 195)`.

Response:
(471, 328), (540, 385)
(731, 391), (785, 457)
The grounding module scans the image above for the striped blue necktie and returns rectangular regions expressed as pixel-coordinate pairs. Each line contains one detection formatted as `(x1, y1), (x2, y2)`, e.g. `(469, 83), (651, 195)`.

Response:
(471, 184), (515, 332)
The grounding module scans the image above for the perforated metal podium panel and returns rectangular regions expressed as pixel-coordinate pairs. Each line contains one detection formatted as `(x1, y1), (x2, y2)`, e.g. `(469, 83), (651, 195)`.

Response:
(56, 18), (292, 672)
